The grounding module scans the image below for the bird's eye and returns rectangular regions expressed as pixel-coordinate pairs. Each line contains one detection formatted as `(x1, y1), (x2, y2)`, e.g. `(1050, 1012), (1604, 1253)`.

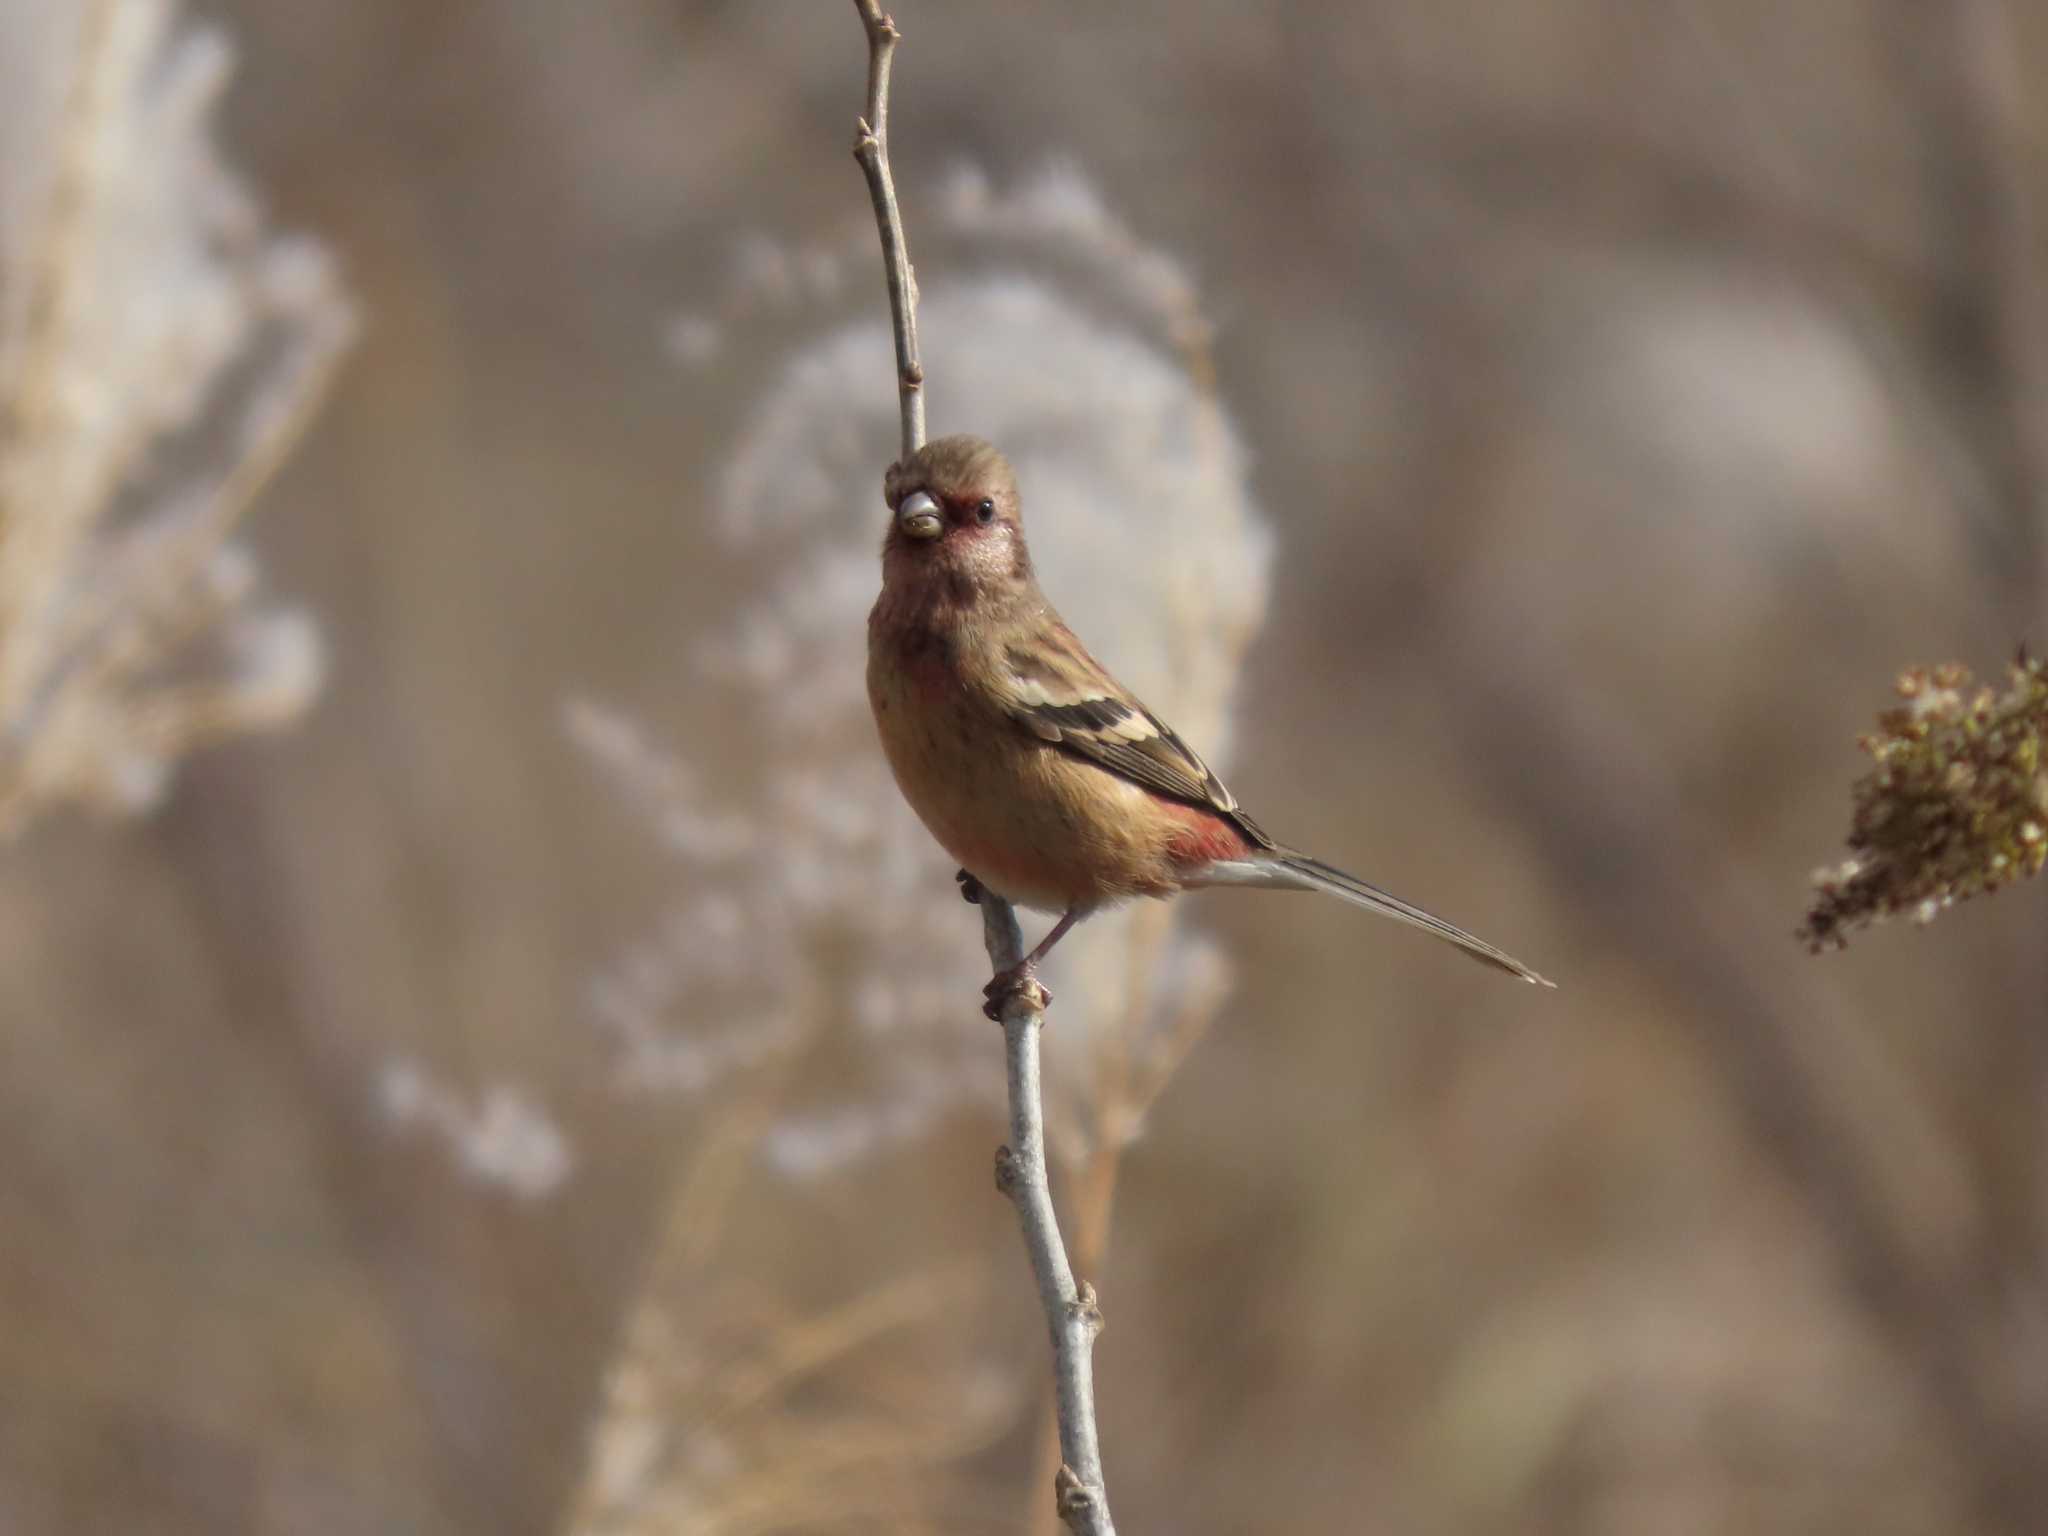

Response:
(976, 498), (996, 524)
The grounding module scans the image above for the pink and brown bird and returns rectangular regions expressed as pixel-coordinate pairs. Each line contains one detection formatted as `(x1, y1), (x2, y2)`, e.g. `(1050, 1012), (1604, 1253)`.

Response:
(866, 434), (1551, 1014)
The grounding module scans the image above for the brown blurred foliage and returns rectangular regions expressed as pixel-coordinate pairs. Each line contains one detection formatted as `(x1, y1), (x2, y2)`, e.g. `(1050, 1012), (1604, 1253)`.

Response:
(4, 2), (2048, 1534)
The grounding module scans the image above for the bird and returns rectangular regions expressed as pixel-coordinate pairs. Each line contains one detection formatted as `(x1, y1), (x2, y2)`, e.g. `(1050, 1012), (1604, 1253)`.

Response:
(865, 433), (1552, 1016)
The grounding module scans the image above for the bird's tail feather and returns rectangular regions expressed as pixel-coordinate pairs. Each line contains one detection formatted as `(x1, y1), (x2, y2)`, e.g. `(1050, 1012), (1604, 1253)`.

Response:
(1195, 851), (1554, 987)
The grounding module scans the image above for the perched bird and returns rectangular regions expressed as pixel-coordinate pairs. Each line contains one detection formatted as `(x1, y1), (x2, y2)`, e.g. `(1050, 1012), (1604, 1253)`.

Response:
(866, 434), (1552, 1014)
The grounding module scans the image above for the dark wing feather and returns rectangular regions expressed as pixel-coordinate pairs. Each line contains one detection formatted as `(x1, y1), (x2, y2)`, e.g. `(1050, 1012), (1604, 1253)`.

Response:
(1001, 635), (1275, 850)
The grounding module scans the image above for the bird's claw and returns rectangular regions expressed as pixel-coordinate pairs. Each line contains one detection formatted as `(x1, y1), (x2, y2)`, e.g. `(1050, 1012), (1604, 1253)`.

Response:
(982, 962), (1051, 1021)
(955, 869), (983, 905)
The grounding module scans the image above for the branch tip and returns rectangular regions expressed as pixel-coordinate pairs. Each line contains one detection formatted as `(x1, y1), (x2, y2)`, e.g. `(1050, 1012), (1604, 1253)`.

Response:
(848, 0), (924, 458)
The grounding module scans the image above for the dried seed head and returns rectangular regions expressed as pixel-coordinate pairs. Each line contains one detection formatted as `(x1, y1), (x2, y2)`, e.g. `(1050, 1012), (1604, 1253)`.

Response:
(1802, 651), (2048, 950)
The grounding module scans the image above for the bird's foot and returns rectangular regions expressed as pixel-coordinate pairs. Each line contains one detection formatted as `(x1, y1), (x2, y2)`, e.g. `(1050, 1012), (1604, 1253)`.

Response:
(956, 869), (983, 905)
(982, 961), (1051, 1022)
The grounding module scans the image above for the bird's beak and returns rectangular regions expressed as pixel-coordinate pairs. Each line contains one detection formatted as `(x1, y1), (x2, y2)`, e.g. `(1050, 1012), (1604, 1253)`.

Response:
(897, 490), (942, 541)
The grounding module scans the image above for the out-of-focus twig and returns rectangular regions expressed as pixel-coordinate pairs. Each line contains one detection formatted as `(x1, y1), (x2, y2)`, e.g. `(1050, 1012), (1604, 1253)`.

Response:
(1021, 303), (1247, 1535)
(564, 1053), (1009, 1536)
(1946, 0), (2048, 605)
(845, 7), (1117, 1531)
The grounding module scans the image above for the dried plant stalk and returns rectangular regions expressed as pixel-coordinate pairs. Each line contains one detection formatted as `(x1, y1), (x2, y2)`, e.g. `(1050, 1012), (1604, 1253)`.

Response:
(0, 0), (354, 838)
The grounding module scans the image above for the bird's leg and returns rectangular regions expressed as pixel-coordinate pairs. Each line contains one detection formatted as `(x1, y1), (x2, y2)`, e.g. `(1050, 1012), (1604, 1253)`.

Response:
(1022, 908), (1083, 969)
(956, 868), (983, 905)
(982, 907), (1082, 1021)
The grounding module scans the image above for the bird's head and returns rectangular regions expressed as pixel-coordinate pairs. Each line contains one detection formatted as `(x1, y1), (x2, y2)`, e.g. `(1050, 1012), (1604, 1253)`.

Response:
(880, 434), (1032, 597)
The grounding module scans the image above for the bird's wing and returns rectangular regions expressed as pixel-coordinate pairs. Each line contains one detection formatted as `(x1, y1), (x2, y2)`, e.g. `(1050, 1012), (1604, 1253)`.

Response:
(998, 627), (1275, 850)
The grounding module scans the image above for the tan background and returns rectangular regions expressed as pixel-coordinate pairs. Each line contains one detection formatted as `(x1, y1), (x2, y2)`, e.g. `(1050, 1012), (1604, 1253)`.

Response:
(4, 2), (2047, 1532)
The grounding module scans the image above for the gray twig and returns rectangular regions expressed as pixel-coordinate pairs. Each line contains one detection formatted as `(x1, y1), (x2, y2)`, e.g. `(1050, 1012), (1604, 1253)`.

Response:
(850, 0), (925, 462)
(845, 7), (1116, 1531)
(982, 900), (1117, 1536)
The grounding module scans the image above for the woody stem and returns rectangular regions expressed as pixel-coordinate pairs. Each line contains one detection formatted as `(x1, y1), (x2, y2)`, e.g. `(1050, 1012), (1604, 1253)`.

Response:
(847, 7), (1116, 1532)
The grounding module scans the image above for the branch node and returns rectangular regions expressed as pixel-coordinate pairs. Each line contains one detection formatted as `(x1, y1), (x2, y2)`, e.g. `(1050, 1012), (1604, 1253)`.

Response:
(983, 973), (1051, 1023)
(995, 1143), (1020, 1197)
(1070, 1280), (1105, 1334)
(1055, 1464), (1101, 1521)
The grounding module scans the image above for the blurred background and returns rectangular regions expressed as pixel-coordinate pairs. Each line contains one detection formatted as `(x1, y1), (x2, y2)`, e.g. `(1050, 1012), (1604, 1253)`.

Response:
(4, 1), (2047, 1532)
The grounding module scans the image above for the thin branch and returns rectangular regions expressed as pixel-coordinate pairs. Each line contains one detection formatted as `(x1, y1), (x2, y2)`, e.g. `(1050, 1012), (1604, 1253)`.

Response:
(845, 7), (1115, 1531)
(851, 0), (925, 461)
(982, 900), (1117, 1536)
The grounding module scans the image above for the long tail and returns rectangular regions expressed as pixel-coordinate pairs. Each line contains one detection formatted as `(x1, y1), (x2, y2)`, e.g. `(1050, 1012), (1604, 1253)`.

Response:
(1192, 850), (1554, 987)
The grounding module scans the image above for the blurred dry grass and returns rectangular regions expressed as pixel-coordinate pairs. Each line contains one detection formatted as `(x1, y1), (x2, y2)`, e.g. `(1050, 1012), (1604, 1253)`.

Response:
(0, 0), (350, 837)
(3, 1), (2048, 1533)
